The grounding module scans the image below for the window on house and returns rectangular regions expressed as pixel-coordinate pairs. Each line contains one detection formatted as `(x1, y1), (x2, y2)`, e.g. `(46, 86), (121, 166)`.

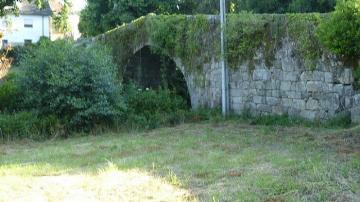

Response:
(2, 40), (8, 48)
(24, 19), (33, 28)
(24, 39), (32, 45)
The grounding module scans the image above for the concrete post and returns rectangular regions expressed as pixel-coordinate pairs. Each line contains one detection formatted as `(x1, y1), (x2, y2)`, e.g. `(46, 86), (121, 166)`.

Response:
(220, 0), (229, 115)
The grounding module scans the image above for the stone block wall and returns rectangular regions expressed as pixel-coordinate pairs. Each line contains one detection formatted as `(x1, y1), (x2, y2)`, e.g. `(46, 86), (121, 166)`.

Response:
(226, 39), (359, 121)
(175, 58), (222, 109)
(352, 95), (360, 122)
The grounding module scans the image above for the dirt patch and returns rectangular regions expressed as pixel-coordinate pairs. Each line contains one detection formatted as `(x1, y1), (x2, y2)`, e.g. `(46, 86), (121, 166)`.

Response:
(0, 53), (12, 79)
(194, 171), (211, 178)
(0, 147), (6, 155)
(324, 131), (360, 155)
(115, 145), (162, 158)
(211, 143), (241, 154)
(226, 170), (243, 177)
(264, 197), (285, 202)
(275, 125), (360, 155)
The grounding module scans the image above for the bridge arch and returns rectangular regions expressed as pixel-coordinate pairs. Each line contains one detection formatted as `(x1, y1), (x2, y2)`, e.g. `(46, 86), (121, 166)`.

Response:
(79, 15), (225, 110)
(124, 44), (192, 106)
(112, 39), (221, 109)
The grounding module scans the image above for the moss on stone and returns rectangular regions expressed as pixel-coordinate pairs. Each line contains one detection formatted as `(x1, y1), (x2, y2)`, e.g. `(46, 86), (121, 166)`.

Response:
(103, 16), (148, 79)
(98, 13), (331, 78)
(287, 13), (324, 70)
(226, 13), (325, 71)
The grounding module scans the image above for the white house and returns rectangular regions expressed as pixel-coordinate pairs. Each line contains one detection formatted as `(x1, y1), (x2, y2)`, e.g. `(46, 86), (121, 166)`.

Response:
(0, 0), (87, 48)
(0, 2), (52, 48)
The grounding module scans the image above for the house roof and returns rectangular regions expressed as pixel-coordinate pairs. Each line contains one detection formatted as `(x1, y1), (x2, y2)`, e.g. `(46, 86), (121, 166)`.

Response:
(18, 1), (53, 16)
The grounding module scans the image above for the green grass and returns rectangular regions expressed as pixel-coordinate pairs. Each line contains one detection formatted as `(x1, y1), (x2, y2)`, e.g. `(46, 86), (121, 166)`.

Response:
(0, 121), (359, 201)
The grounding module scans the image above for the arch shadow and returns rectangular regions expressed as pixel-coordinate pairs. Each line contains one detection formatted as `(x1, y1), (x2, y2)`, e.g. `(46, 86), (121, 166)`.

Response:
(124, 46), (191, 107)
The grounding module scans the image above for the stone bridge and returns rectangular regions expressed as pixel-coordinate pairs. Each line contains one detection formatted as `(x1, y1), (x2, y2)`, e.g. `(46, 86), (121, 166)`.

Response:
(79, 14), (360, 122)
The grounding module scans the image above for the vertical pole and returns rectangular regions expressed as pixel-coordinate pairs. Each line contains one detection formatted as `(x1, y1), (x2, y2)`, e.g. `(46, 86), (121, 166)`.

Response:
(220, 0), (228, 116)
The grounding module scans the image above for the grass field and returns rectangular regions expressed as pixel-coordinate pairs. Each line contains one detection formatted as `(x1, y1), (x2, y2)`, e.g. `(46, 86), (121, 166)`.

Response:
(0, 121), (359, 201)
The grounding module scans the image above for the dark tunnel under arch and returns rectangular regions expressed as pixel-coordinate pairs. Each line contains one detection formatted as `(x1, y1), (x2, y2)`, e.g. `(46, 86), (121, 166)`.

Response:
(124, 46), (191, 107)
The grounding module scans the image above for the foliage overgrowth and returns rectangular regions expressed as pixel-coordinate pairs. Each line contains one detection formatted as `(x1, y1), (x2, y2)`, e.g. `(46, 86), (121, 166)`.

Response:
(0, 40), (195, 140)
(121, 84), (189, 130)
(101, 14), (325, 72)
(17, 40), (124, 131)
(0, 71), (24, 112)
(317, 0), (360, 62)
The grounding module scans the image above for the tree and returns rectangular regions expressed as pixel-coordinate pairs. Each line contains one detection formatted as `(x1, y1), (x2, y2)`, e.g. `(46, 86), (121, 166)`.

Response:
(317, 0), (360, 60)
(79, 0), (187, 37)
(52, 0), (71, 34)
(0, 0), (45, 16)
(233, 0), (291, 13)
(289, 0), (336, 13)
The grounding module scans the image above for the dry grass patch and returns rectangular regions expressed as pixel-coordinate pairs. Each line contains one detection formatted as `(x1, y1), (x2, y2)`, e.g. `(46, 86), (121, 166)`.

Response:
(0, 122), (359, 201)
(0, 163), (192, 202)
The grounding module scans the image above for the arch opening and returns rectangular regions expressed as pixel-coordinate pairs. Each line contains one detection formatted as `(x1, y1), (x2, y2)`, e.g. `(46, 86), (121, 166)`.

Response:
(124, 46), (191, 107)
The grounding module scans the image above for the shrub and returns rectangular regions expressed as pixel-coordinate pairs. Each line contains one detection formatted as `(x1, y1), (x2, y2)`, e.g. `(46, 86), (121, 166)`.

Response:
(317, 0), (360, 60)
(0, 71), (24, 112)
(123, 84), (188, 129)
(6, 37), (50, 65)
(0, 112), (62, 141)
(18, 40), (124, 131)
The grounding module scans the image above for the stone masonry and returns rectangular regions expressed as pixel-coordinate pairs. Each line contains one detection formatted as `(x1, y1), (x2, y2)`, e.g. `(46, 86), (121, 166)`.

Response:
(126, 39), (360, 123)
(227, 39), (359, 121)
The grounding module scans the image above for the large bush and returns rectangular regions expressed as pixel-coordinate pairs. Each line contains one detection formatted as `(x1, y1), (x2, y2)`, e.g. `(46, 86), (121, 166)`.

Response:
(18, 40), (124, 130)
(317, 0), (360, 60)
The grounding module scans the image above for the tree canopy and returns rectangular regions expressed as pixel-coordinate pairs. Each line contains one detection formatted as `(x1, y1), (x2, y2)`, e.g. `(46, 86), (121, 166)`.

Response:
(0, 0), (45, 16)
(317, 0), (360, 61)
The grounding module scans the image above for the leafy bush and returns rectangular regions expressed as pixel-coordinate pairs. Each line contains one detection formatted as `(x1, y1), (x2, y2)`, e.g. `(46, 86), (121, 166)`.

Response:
(0, 112), (62, 141)
(0, 71), (24, 112)
(6, 37), (50, 66)
(317, 0), (360, 60)
(123, 84), (188, 129)
(18, 40), (124, 131)
(6, 46), (28, 66)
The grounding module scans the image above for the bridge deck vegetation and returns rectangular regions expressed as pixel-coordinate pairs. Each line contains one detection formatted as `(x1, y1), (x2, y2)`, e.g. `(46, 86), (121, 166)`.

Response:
(96, 13), (328, 74)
